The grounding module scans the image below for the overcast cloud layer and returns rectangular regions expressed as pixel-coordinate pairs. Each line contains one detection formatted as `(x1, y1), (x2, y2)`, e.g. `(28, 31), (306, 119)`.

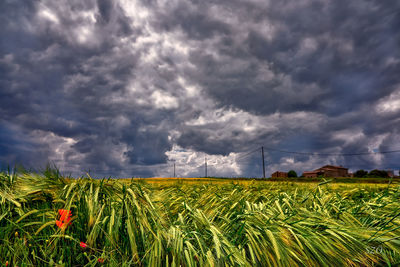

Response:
(1, 0), (399, 177)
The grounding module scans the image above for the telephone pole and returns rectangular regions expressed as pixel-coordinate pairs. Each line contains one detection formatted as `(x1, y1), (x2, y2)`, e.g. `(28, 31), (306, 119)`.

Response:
(261, 146), (266, 178)
(173, 162), (176, 178)
(205, 156), (208, 177)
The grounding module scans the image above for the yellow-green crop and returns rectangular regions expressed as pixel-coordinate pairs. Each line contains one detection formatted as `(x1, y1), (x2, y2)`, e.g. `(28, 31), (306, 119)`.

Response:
(1, 169), (400, 266)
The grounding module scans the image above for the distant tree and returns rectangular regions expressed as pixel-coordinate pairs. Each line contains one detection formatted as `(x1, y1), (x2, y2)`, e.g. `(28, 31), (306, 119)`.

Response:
(368, 169), (389, 178)
(288, 170), (297, 178)
(354, 169), (368, 178)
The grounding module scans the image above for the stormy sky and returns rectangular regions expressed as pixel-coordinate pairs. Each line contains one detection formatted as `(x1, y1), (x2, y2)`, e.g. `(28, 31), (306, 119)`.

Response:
(1, 0), (399, 178)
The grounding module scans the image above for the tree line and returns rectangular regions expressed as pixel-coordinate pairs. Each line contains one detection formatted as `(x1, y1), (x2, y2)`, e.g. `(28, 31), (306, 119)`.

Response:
(285, 169), (398, 178)
(353, 169), (397, 178)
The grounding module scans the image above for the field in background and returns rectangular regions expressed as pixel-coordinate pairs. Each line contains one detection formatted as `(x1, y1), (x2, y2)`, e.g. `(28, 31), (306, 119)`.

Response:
(1, 169), (400, 266)
(121, 176), (400, 186)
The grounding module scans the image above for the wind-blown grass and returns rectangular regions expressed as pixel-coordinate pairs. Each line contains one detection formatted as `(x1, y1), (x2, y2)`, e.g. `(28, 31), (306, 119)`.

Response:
(1, 169), (400, 266)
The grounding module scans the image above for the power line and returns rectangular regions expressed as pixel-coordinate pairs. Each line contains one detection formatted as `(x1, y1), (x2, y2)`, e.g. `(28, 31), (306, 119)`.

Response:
(235, 147), (260, 160)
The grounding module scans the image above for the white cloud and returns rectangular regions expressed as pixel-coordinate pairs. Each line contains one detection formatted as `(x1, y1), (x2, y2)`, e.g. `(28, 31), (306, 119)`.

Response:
(332, 129), (364, 145)
(29, 130), (80, 172)
(376, 89), (400, 114)
(165, 145), (241, 177)
(151, 90), (179, 109)
(177, 76), (201, 97)
(75, 25), (95, 44)
(38, 7), (59, 24)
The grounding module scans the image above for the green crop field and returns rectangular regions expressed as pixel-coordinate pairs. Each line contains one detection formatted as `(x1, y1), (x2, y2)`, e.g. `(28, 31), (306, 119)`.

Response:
(1, 169), (400, 266)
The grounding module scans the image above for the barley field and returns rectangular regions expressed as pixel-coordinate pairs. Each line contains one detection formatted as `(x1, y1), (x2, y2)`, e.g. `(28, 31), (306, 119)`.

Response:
(1, 169), (400, 266)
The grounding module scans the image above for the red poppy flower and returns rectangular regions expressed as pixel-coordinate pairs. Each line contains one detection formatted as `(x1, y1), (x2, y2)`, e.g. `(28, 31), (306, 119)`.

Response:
(98, 258), (104, 263)
(58, 209), (72, 222)
(56, 209), (72, 229)
(80, 242), (87, 248)
(55, 220), (64, 228)
(5, 261), (9, 267)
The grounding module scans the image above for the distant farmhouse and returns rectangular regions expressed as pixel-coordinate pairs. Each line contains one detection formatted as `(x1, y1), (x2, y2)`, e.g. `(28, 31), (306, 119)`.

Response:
(271, 171), (288, 178)
(302, 165), (349, 178)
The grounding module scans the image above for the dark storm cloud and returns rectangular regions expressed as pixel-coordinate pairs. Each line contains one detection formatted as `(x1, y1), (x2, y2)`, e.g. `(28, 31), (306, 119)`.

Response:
(0, 0), (174, 176)
(152, 1), (232, 40)
(180, 0), (400, 116)
(0, 0), (399, 177)
(0, 124), (47, 168)
(175, 0), (400, 174)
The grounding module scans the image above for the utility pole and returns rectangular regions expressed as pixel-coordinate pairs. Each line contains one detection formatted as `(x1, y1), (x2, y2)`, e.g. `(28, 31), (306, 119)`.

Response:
(173, 162), (176, 178)
(205, 156), (208, 177)
(261, 146), (266, 178)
